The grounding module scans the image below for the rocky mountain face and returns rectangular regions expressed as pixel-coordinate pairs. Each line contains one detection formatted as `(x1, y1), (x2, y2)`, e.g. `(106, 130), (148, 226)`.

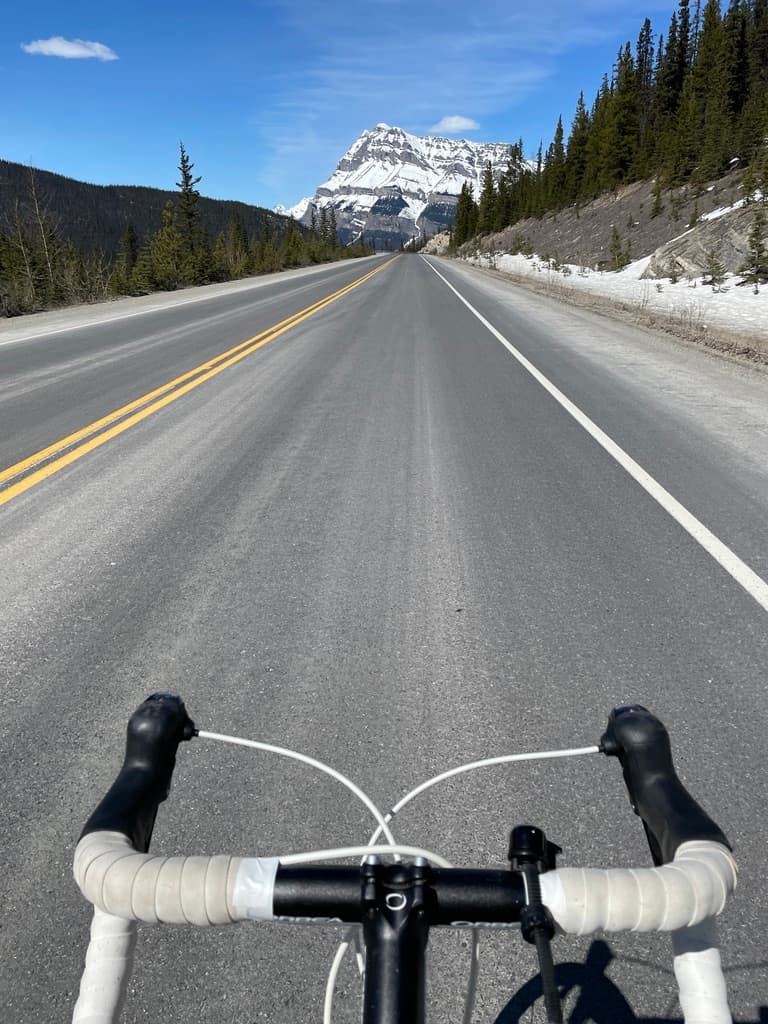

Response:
(278, 124), (518, 249)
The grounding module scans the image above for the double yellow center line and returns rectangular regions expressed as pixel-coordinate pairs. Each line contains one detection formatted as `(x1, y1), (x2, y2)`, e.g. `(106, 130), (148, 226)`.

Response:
(0, 258), (395, 508)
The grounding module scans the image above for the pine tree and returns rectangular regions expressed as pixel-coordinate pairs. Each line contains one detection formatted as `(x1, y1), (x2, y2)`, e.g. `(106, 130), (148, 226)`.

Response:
(110, 224), (138, 294)
(175, 142), (204, 284)
(688, 0), (729, 180)
(226, 218), (249, 277)
(565, 93), (591, 202)
(129, 246), (154, 294)
(636, 18), (656, 133)
(740, 206), (768, 286)
(454, 183), (478, 246)
(211, 232), (228, 281)
(279, 218), (306, 268)
(149, 201), (183, 289)
(724, 0), (749, 117)
(602, 44), (641, 185)
(476, 162), (497, 233)
(703, 244), (727, 289)
(657, 13), (681, 116)
(543, 117), (566, 207)
(494, 175), (510, 231)
(677, 0), (693, 88)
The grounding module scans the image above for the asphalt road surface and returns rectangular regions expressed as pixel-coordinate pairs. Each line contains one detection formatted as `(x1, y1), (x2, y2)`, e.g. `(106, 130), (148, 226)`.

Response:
(1, 254), (767, 1023)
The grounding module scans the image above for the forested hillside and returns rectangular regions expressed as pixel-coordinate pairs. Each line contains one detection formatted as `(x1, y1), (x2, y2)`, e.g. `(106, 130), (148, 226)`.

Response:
(453, 0), (768, 246)
(0, 159), (286, 257)
(0, 147), (370, 317)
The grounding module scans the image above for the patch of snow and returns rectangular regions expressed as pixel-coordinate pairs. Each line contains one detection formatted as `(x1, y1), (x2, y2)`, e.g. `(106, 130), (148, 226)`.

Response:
(466, 250), (768, 339)
(700, 198), (746, 222)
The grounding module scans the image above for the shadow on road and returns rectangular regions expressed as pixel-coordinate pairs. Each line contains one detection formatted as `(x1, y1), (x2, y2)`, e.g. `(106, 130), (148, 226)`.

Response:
(495, 940), (768, 1024)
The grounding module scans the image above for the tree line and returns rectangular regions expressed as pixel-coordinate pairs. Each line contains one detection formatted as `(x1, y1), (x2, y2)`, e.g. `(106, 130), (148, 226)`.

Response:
(1, 145), (371, 317)
(453, 0), (768, 247)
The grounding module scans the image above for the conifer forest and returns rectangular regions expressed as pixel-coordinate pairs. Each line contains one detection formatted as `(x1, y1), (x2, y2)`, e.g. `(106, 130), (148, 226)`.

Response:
(0, 145), (372, 317)
(452, 0), (768, 246)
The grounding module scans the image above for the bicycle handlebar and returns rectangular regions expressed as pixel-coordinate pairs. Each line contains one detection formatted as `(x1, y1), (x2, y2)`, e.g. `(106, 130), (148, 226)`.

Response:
(72, 695), (737, 1024)
(74, 828), (735, 932)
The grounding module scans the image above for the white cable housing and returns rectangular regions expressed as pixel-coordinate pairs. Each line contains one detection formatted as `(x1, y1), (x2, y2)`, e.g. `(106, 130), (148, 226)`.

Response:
(540, 841), (736, 935)
(198, 731), (396, 846)
(672, 918), (732, 1024)
(72, 908), (136, 1023)
(279, 845), (452, 868)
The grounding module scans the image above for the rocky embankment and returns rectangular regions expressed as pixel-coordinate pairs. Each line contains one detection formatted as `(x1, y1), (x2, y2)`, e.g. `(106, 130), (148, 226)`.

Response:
(465, 169), (759, 280)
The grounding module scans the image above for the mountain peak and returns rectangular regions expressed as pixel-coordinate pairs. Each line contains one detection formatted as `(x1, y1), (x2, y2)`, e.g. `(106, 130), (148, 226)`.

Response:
(286, 124), (522, 249)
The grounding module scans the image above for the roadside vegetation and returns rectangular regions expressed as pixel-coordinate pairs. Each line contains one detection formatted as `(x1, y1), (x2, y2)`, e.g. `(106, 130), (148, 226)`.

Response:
(450, 0), (768, 254)
(0, 145), (371, 318)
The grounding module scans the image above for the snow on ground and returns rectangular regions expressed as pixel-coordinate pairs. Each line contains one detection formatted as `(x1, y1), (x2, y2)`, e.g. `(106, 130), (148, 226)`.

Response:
(466, 250), (768, 340)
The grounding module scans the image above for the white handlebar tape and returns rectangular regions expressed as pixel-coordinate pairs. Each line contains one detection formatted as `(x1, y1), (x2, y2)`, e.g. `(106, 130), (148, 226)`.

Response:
(73, 831), (279, 924)
(72, 908), (136, 1023)
(76, 833), (735, 935)
(672, 918), (731, 1024)
(539, 841), (737, 935)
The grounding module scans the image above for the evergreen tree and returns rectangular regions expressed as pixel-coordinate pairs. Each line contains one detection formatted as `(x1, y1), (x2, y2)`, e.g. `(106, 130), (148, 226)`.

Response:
(636, 17), (656, 149)
(657, 13), (682, 116)
(724, 0), (749, 117)
(740, 206), (768, 285)
(210, 231), (229, 281)
(279, 217), (305, 267)
(494, 175), (510, 231)
(226, 217), (249, 277)
(110, 224), (138, 294)
(603, 44), (641, 184)
(583, 76), (613, 195)
(149, 201), (183, 289)
(696, 0), (730, 178)
(565, 94), (591, 202)
(454, 183), (478, 246)
(129, 246), (155, 294)
(702, 244), (727, 288)
(677, 0), (693, 88)
(543, 117), (566, 206)
(476, 162), (497, 233)
(175, 142), (204, 284)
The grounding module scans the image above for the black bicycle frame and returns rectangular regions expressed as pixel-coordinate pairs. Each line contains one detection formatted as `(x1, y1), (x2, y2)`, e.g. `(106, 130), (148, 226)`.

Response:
(273, 861), (527, 1024)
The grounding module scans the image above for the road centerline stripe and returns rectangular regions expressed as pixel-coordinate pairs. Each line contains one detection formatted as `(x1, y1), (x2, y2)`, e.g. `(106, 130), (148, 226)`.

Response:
(0, 258), (395, 507)
(422, 256), (768, 615)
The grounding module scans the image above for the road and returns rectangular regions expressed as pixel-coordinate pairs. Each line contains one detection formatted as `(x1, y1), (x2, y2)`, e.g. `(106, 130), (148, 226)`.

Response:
(1, 253), (766, 1023)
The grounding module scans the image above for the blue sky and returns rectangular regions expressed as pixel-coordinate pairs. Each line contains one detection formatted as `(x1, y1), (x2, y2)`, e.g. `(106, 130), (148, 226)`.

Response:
(4, 1), (677, 211)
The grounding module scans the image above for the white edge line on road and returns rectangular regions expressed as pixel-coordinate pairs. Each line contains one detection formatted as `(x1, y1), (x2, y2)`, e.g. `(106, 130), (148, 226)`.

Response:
(422, 256), (768, 615)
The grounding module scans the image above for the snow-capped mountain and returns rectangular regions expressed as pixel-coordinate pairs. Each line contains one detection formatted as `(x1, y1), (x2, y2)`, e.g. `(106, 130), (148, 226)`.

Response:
(277, 124), (521, 249)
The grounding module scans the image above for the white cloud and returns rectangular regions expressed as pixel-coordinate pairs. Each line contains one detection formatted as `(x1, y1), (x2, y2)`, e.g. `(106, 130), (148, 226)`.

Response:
(21, 37), (118, 61)
(430, 116), (480, 134)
